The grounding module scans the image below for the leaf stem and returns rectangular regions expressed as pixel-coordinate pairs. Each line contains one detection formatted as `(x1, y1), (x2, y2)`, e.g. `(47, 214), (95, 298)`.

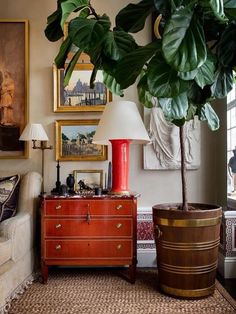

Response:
(90, 4), (99, 19)
(180, 125), (188, 211)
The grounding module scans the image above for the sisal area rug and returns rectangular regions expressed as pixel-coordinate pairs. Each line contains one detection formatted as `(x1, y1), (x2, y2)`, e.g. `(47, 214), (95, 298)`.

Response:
(7, 268), (236, 314)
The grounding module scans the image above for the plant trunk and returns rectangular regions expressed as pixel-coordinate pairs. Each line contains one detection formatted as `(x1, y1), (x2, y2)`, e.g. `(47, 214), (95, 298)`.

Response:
(179, 125), (188, 211)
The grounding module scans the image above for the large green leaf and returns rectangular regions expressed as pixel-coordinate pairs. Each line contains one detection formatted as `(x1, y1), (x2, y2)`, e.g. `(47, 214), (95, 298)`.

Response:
(64, 49), (82, 86)
(178, 69), (198, 81)
(186, 103), (197, 121)
(60, 0), (89, 28)
(102, 71), (124, 96)
(217, 23), (236, 67)
(194, 53), (216, 88)
(55, 36), (73, 68)
(44, 0), (67, 41)
(158, 93), (189, 121)
(207, 0), (228, 22)
(147, 53), (189, 98)
(224, 0), (236, 19)
(211, 67), (234, 98)
(162, 7), (207, 72)
(224, 0), (236, 7)
(69, 15), (111, 50)
(137, 74), (154, 108)
(103, 30), (137, 61)
(199, 103), (220, 130)
(188, 82), (212, 105)
(115, 0), (155, 33)
(45, 10), (64, 41)
(115, 41), (161, 89)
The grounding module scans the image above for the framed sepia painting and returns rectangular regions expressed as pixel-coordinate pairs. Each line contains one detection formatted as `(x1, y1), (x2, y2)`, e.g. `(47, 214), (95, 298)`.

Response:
(55, 119), (108, 161)
(0, 20), (29, 159)
(53, 63), (112, 113)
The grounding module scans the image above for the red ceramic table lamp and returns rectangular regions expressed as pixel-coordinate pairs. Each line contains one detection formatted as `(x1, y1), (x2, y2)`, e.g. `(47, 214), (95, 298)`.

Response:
(93, 100), (150, 195)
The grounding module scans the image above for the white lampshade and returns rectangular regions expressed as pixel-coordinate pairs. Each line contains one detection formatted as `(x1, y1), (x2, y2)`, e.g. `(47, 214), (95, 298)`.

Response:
(19, 123), (49, 141)
(93, 101), (150, 145)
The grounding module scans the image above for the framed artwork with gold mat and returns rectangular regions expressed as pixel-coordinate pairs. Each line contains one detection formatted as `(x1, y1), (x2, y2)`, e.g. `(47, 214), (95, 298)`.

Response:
(53, 63), (112, 113)
(55, 119), (107, 161)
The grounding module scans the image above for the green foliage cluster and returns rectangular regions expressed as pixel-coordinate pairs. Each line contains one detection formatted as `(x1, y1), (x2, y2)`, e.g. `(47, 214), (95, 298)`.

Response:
(45, 0), (236, 130)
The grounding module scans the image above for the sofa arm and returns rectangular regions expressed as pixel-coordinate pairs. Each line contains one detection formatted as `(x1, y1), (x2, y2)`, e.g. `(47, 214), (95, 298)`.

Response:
(0, 212), (32, 262)
(17, 171), (42, 216)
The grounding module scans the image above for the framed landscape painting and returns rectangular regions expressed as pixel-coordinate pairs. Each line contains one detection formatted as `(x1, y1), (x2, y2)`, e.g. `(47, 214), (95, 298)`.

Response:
(55, 119), (108, 161)
(0, 20), (29, 159)
(53, 63), (112, 113)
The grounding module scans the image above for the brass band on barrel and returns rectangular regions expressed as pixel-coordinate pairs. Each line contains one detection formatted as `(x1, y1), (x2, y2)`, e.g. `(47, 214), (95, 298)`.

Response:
(155, 216), (221, 227)
(160, 283), (215, 298)
(160, 238), (220, 251)
(159, 261), (217, 275)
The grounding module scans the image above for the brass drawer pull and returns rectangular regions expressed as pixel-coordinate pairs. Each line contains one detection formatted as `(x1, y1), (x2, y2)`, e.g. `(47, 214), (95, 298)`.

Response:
(55, 244), (61, 250)
(117, 244), (122, 250)
(116, 223), (123, 229)
(55, 204), (62, 210)
(116, 205), (123, 210)
(55, 223), (62, 229)
(86, 212), (91, 224)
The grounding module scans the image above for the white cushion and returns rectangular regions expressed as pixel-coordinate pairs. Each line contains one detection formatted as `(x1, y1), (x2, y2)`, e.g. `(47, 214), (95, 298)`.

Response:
(0, 237), (11, 266)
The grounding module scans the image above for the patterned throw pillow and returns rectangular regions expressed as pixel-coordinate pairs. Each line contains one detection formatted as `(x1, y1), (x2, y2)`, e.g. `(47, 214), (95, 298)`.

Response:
(0, 175), (20, 222)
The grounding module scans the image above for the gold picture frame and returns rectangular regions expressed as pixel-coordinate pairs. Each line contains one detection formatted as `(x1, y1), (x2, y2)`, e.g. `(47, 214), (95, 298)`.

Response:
(0, 19), (29, 159)
(55, 119), (108, 161)
(53, 63), (112, 113)
(73, 169), (103, 192)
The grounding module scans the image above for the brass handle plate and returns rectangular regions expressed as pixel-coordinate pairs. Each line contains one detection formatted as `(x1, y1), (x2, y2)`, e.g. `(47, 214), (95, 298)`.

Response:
(55, 223), (62, 229)
(55, 244), (61, 250)
(55, 204), (62, 210)
(116, 223), (123, 229)
(116, 205), (123, 210)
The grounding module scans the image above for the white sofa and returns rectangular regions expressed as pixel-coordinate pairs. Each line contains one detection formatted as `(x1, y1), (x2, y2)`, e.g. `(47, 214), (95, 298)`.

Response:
(0, 171), (42, 313)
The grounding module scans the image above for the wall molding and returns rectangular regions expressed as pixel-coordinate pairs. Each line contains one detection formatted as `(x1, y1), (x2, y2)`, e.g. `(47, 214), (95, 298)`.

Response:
(218, 252), (236, 278)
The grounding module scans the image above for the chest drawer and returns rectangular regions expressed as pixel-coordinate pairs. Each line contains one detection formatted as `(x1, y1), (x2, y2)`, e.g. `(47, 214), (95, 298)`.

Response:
(45, 239), (132, 259)
(44, 218), (133, 237)
(43, 200), (90, 216)
(90, 200), (134, 216)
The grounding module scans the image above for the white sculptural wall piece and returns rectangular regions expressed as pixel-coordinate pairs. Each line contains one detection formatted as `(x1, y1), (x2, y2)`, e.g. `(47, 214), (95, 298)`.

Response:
(143, 107), (201, 170)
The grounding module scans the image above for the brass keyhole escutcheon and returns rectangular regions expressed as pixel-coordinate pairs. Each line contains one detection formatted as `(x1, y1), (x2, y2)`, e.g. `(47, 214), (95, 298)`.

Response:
(117, 244), (122, 250)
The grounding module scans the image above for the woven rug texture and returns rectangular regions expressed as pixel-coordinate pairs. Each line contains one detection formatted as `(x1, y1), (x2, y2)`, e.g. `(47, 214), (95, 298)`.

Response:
(7, 268), (236, 314)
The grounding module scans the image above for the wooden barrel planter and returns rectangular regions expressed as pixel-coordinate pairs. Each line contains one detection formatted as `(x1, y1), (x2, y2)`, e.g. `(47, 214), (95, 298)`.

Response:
(153, 203), (222, 298)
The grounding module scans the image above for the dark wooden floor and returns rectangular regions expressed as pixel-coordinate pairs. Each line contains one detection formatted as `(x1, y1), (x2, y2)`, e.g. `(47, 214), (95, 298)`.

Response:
(216, 272), (236, 299)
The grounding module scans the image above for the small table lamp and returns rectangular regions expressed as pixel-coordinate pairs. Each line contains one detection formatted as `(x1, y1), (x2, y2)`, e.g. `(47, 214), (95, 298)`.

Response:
(93, 100), (150, 195)
(19, 123), (53, 194)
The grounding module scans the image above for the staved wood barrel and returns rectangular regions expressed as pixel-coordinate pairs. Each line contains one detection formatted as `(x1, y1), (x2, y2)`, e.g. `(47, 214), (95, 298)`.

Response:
(153, 203), (222, 298)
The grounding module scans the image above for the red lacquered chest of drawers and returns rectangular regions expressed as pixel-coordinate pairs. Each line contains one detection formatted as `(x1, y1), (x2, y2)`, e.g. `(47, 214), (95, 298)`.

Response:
(40, 195), (137, 283)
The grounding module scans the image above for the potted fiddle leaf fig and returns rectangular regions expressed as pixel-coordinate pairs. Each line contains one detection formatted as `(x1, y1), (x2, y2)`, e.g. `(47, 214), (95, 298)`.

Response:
(45, 0), (236, 298)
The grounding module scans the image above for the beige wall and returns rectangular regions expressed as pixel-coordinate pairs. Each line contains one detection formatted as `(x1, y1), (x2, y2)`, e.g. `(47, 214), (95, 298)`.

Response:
(0, 0), (226, 207)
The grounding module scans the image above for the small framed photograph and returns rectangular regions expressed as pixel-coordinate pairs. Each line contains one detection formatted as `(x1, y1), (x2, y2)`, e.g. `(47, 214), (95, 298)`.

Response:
(73, 169), (103, 192)
(55, 119), (108, 161)
(53, 63), (112, 113)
